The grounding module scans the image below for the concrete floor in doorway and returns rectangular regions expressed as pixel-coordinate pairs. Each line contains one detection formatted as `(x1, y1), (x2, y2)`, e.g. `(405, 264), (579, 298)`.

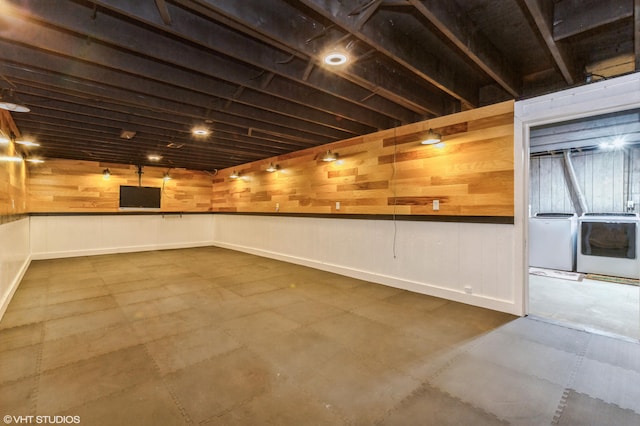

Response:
(529, 272), (640, 340)
(1, 247), (640, 425)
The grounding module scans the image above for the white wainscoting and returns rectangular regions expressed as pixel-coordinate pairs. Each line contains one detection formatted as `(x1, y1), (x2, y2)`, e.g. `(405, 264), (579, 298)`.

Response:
(30, 214), (215, 260)
(213, 214), (520, 315)
(0, 217), (31, 319)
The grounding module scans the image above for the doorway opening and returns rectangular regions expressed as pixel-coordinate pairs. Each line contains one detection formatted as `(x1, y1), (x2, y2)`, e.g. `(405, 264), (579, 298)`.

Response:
(527, 108), (640, 340)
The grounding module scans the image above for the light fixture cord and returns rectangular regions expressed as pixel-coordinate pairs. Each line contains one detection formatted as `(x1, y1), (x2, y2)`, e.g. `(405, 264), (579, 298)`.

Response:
(392, 126), (398, 259)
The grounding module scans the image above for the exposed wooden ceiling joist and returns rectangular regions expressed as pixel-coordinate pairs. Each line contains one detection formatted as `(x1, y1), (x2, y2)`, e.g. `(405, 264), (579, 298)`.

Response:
(522, 0), (577, 85)
(0, 0), (634, 171)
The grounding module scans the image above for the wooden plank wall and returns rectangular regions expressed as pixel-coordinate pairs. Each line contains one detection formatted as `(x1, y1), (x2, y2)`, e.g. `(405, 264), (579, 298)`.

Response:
(28, 160), (213, 212)
(211, 101), (515, 217)
(530, 149), (630, 214)
(0, 111), (27, 218)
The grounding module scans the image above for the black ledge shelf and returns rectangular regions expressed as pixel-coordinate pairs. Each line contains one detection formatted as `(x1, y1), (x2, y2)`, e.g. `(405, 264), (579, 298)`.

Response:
(26, 211), (514, 224)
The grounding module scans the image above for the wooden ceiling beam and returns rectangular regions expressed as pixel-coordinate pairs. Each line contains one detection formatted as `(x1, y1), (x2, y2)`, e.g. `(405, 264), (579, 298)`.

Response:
(553, 0), (633, 41)
(297, 0), (474, 107)
(409, 0), (520, 98)
(523, 0), (577, 85)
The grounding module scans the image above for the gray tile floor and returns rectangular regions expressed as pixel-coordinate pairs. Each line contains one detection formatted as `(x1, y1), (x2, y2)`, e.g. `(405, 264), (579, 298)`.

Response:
(1, 247), (639, 425)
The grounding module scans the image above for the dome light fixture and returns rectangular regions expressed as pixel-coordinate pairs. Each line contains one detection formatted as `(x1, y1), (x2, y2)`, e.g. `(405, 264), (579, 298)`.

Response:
(0, 89), (30, 113)
(421, 129), (442, 145)
(102, 168), (111, 180)
(321, 150), (338, 162)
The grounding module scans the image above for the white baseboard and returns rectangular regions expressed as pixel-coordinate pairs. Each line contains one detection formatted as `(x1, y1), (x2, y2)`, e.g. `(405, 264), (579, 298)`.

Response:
(213, 241), (519, 315)
(31, 241), (216, 260)
(0, 254), (32, 323)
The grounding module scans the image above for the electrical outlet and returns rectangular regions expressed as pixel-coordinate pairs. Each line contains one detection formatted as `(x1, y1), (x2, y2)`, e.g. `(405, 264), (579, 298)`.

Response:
(433, 199), (440, 211)
(336, 201), (340, 210)
(275, 203), (280, 212)
(464, 286), (472, 294)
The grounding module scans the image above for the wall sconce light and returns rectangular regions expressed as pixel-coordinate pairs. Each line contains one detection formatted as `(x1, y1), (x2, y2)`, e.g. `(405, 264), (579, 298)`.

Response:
(163, 171), (171, 181)
(421, 129), (442, 145)
(102, 168), (111, 180)
(321, 150), (338, 162)
(0, 89), (30, 113)
(266, 163), (279, 172)
(230, 170), (240, 179)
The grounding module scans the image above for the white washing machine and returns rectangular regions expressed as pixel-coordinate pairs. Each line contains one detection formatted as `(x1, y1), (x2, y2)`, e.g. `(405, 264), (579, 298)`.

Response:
(577, 213), (640, 279)
(529, 213), (578, 271)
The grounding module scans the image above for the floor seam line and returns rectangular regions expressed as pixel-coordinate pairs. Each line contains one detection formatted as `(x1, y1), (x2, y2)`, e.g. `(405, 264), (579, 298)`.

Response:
(551, 332), (591, 425)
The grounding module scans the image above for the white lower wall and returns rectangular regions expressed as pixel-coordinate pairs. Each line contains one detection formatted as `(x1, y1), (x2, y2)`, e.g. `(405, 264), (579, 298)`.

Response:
(213, 214), (520, 315)
(30, 214), (216, 259)
(0, 217), (31, 319)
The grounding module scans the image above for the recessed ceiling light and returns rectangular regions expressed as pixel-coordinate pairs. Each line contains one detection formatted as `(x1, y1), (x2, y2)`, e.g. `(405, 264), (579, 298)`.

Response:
(323, 50), (348, 66)
(192, 127), (210, 136)
(148, 154), (162, 161)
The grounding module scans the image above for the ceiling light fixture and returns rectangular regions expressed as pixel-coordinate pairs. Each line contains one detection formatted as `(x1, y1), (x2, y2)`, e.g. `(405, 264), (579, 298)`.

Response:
(148, 154), (162, 161)
(102, 168), (111, 180)
(15, 139), (40, 147)
(163, 171), (171, 181)
(321, 150), (338, 162)
(119, 129), (137, 140)
(26, 158), (44, 164)
(421, 129), (442, 145)
(192, 127), (210, 136)
(0, 89), (30, 112)
(230, 170), (240, 179)
(323, 50), (348, 66)
(0, 155), (23, 163)
(266, 163), (279, 172)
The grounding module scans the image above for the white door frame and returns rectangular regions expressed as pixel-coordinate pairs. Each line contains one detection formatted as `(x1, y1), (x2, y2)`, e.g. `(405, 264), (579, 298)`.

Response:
(514, 72), (640, 315)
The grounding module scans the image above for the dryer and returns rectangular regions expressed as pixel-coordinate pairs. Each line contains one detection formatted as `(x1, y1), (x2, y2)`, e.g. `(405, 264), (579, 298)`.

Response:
(576, 213), (640, 279)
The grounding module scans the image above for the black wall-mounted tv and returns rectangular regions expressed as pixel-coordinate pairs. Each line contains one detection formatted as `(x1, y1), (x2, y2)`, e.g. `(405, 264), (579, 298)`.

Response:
(119, 185), (161, 209)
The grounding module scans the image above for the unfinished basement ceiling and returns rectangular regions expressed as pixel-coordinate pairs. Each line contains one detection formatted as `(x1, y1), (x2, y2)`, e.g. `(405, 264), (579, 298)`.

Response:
(0, 0), (637, 171)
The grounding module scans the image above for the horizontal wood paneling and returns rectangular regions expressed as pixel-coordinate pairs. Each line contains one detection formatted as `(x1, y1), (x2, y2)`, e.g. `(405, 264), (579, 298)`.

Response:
(0, 110), (27, 217)
(22, 101), (514, 216)
(210, 101), (515, 216)
(28, 161), (213, 212)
